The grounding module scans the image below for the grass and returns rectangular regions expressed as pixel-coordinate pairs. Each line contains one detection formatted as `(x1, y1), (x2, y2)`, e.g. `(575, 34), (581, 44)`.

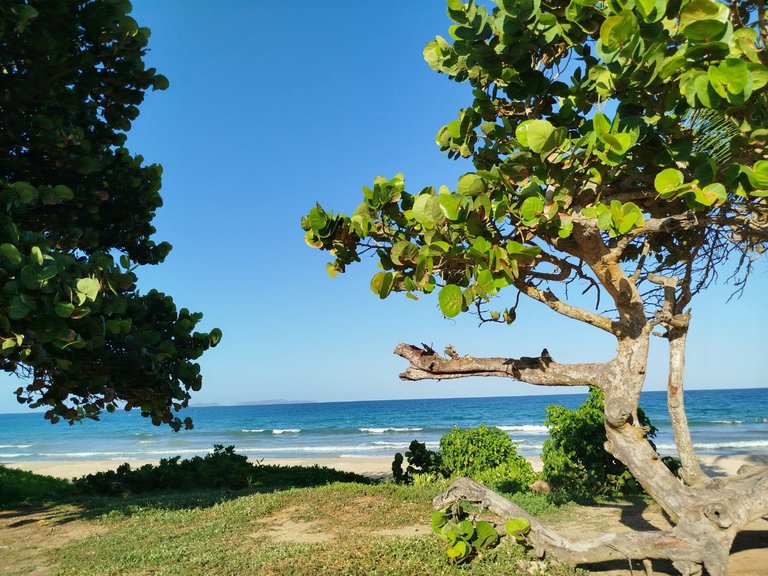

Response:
(1, 457), (586, 576)
(48, 483), (584, 576)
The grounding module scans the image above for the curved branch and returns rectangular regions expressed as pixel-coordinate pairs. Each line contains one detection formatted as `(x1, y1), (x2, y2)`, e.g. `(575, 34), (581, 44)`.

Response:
(514, 281), (615, 334)
(394, 343), (608, 386)
(434, 478), (702, 567)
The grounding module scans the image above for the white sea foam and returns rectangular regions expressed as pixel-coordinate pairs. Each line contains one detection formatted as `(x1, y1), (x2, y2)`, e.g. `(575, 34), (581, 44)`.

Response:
(710, 420), (743, 424)
(657, 440), (768, 451)
(0, 453), (32, 458)
(0, 444), (31, 449)
(240, 429), (266, 433)
(360, 427), (423, 434)
(272, 429), (301, 435)
(495, 425), (549, 434)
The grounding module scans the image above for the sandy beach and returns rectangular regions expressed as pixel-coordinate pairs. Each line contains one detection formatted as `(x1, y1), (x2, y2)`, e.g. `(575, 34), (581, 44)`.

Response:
(8, 453), (767, 480)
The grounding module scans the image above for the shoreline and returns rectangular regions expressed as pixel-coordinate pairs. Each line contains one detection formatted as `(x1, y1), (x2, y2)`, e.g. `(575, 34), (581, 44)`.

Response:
(7, 453), (766, 481)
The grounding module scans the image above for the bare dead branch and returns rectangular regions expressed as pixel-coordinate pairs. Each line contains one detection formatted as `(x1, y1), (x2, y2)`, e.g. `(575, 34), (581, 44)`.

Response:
(394, 343), (608, 386)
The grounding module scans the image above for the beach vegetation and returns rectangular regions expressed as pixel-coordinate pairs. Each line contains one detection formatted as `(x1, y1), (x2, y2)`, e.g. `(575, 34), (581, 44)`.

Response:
(303, 0), (768, 572)
(3, 470), (583, 576)
(432, 502), (503, 563)
(542, 387), (678, 499)
(441, 425), (535, 492)
(393, 426), (536, 494)
(392, 439), (446, 484)
(0, 464), (74, 507)
(1, 0), (219, 431)
(74, 445), (370, 496)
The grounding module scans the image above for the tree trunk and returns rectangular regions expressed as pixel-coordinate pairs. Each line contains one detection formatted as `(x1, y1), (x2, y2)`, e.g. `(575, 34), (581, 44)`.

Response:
(665, 325), (707, 486)
(398, 338), (768, 575)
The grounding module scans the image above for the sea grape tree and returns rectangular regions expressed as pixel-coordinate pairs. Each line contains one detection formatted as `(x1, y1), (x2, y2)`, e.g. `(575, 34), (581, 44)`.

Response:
(0, 1), (220, 430)
(303, 0), (768, 573)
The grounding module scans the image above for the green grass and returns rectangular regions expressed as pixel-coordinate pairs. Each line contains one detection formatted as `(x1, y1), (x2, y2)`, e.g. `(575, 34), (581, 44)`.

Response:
(2, 461), (585, 576)
(49, 482), (584, 576)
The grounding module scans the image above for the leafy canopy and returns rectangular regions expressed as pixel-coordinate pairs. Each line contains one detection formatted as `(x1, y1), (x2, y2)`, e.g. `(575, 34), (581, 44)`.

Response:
(303, 0), (767, 326)
(0, 1), (220, 430)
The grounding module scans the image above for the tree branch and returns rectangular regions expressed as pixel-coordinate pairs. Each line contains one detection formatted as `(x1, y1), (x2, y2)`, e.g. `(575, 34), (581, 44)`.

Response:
(394, 343), (607, 386)
(434, 478), (702, 567)
(514, 280), (615, 334)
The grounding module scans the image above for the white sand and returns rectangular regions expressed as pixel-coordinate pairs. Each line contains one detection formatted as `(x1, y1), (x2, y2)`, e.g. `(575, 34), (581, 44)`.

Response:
(8, 453), (762, 481)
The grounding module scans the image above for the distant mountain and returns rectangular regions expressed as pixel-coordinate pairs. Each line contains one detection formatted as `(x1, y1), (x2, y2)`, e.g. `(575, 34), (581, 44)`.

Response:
(189, 399), (315, 407)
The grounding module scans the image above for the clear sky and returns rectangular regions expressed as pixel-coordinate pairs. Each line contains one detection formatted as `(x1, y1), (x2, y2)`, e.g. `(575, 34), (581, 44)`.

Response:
(1, 1), (766, 413)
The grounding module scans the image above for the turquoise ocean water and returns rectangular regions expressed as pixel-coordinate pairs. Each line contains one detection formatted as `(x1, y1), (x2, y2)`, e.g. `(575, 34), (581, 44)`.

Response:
(0, 388), (766, 463)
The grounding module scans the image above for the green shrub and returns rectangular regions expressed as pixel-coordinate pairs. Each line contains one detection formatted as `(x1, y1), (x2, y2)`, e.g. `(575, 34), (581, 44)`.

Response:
(440, 425), (534, 488)
(542, 387), (672, 498)
(0, 465), (75, 506)
(393, 426), (536, 492)
(392, 439), (446, 484)
(473, 460), (536, 495)
(75, 445), (370, 495)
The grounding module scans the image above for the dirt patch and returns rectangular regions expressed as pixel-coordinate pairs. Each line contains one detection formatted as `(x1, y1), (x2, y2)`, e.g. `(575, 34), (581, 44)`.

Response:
(252, 518), (334, 544)
(0, 507), (105, 576)
(373, 523), (429, 537)
(250, 505), (335, 544)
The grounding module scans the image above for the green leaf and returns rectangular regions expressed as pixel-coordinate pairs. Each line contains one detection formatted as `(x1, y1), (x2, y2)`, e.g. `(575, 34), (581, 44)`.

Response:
(599, 10), (638, 51)
(30, 246), (44, 266)
(438, 284), (463, 317)
(515, 119), (555, 153)
(457, 519), (475, 540)
(520, 196), (544, 222)
(412, 194), (445, 228)
(446, 540), (471, 562)
(55, 302), (75, 318)
(683, 19), (727, 42)
(654, 169), (685, 197)
(153, 74), (170, 90)
(209, 328), (223, 346)
(745, 161), (768, 188)
(0, 243), (22, 265)
(457, 173), (486, 196)
(635, 0), (666, 22)
(439, 194), (462, 221)
(391, 241), (420, 266)
(505, 517), (531, 538)
(475, 269), (496, 296)
(718, 59), (749, 94)
(680, 0), (729, 29)
(473, 520), (499, 550)
(75, 277), (101, 302)
(693, 183), (726, 206)
(12, 181), (37, 204)
(432, 511), (451, 533)
(370, 272), (394, 299)
(9, 298), (30, 320)
(53, 184), (74, 201)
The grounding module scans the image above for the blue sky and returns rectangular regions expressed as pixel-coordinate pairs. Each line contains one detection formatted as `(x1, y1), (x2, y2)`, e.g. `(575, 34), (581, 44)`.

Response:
(1, 1), (766, 413)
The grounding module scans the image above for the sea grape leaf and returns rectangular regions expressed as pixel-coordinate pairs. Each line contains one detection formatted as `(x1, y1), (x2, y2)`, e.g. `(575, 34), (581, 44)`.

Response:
(439, 284), (463, 317)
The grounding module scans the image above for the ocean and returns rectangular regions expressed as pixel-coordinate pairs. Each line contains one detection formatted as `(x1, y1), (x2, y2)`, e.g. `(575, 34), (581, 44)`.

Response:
(0, 388), (766, 464)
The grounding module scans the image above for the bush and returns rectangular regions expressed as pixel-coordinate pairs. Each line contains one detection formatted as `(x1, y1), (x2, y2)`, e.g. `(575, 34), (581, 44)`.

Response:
(392, 440), (445, 484)
(440, 425), (533, 479)
(393, 426), (536, 493)
(542, 387), (672, 498)
(0, 465), (75, 506)
(75, 445), (370, 495)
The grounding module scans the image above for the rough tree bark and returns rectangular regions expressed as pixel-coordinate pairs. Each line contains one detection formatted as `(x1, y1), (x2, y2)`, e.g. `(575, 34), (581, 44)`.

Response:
(398, 337), (768, 575)
(395, 253), (767, 575)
